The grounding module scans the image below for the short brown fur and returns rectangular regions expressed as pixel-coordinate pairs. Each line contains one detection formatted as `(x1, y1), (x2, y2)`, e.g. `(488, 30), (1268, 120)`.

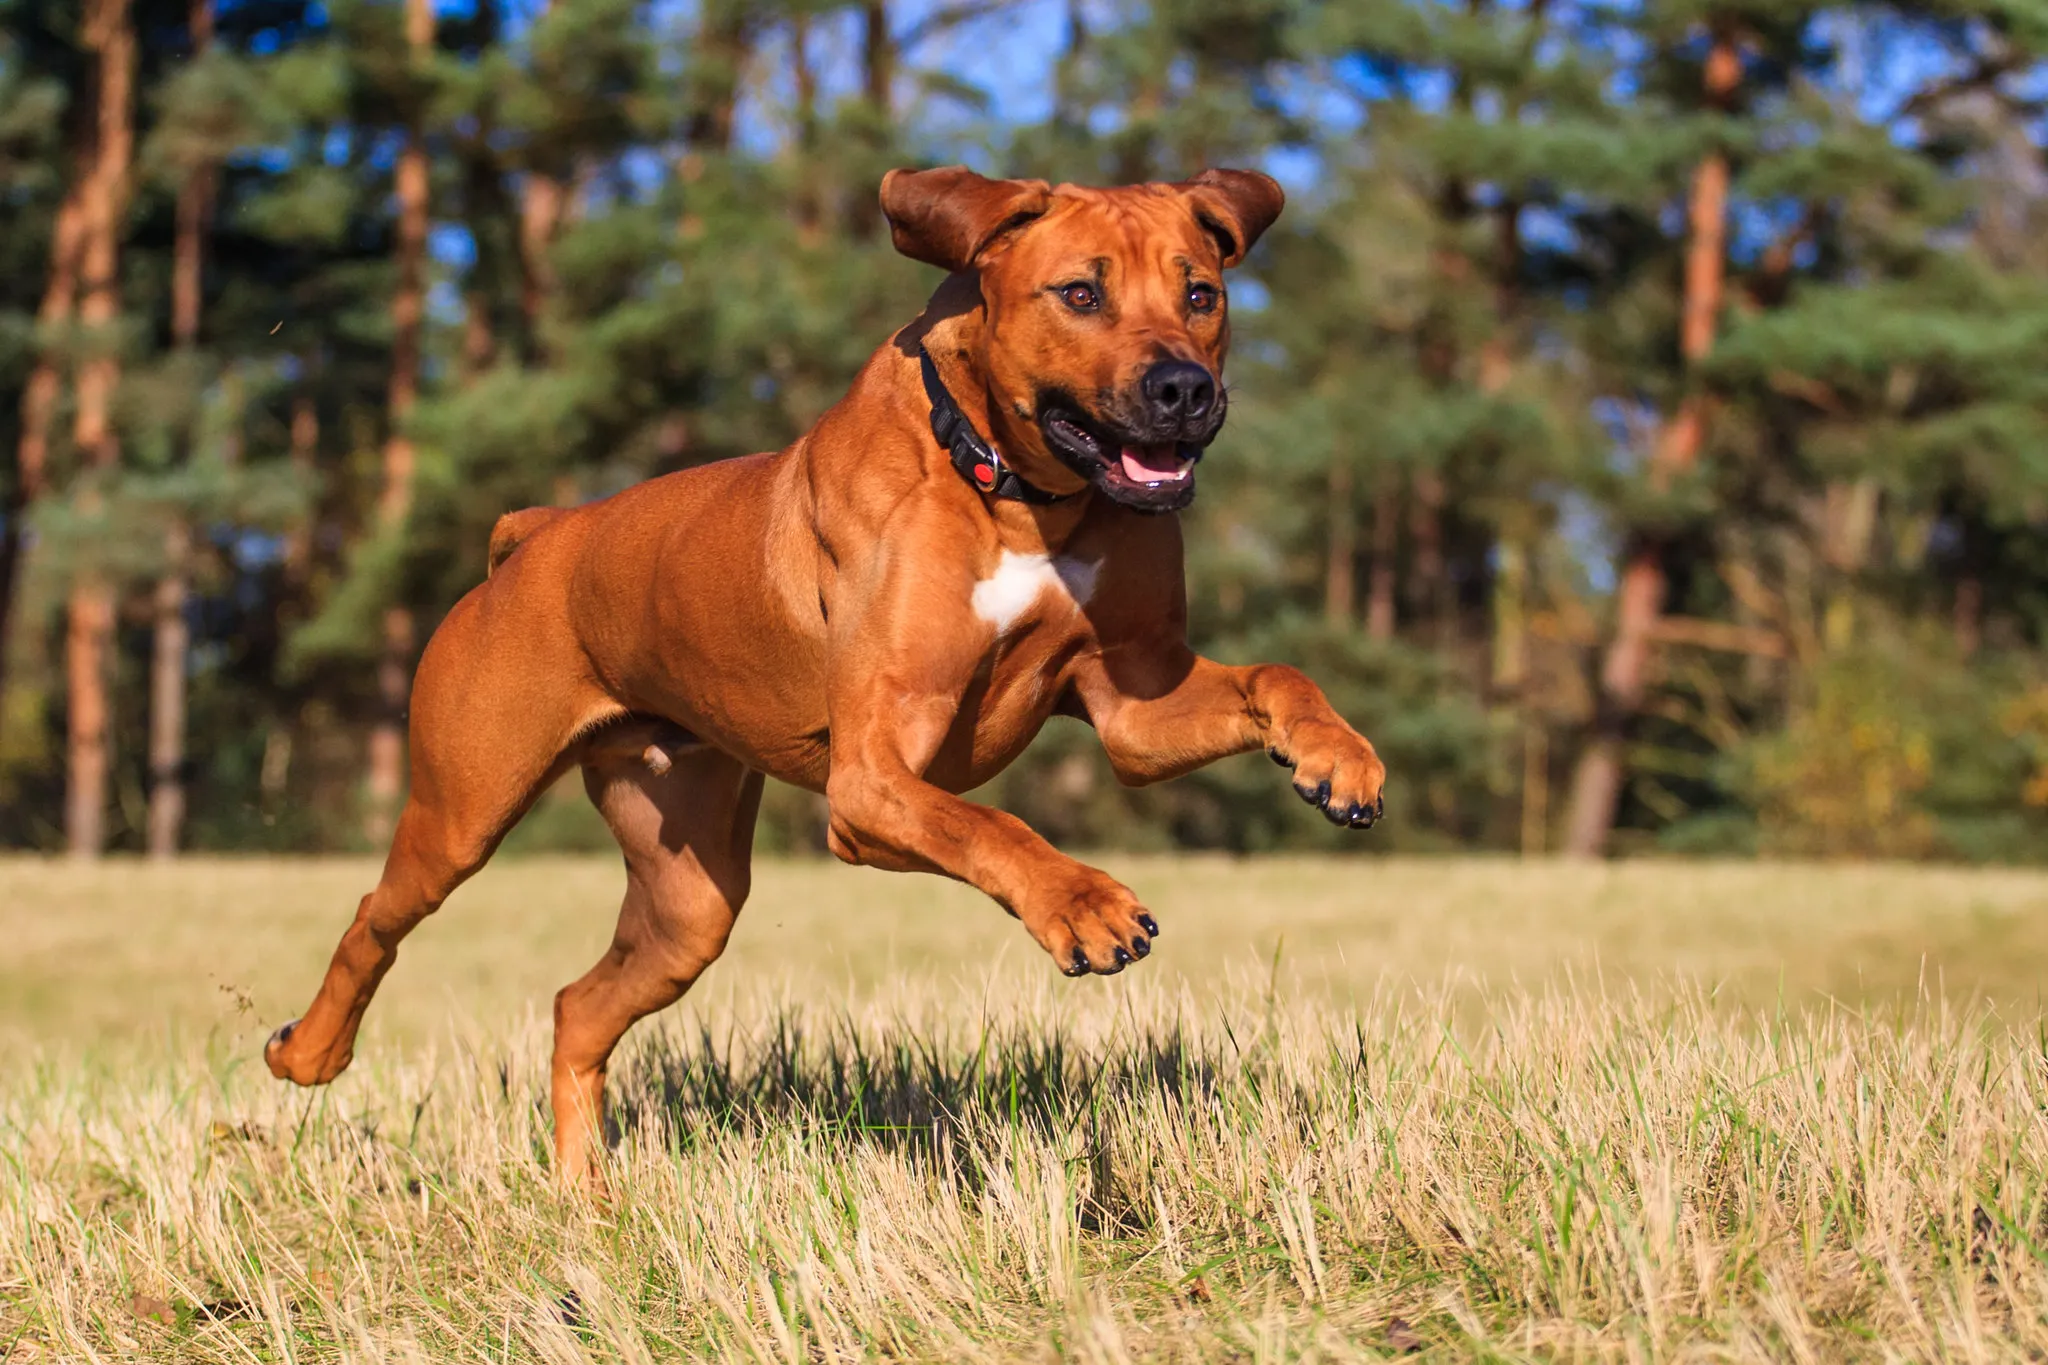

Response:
(266, 168), (1385, 1186)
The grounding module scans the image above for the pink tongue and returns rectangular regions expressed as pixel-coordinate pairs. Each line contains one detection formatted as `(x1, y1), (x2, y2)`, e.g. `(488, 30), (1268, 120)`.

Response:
(1119, 444), (1184, 482)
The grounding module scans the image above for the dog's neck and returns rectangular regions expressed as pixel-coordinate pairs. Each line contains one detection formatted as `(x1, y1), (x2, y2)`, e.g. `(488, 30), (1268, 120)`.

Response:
(912, 292), (1095, 552)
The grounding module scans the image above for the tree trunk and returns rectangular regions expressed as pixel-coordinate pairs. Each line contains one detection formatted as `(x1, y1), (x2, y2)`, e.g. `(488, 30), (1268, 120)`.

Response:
(1497, 536), (1537, 854)
(365, 0), (434, 846)
(1492, 540), (1527, 695)
(1522, 721), (1549, 857)
(65, 584), (116, 856)
(1478, 201), (1519, 393)
(1325, 457), (1355, 627)
(1817, 478), (1878, 650)
(0, 176), (86, 725)
(683, 1), (751, 156)
(66, 0), (136, 859)
(841, 0), (894, 236)
(861, 0), (893, 116)
(792, 13), (818, 146)
(282, 380), (319, 591)
(147, 0), (215, 859)
(1366, 466), (1398, 641)
(147, 524), (190, 856)
(1409, 467), (1447, 643)
(1562, 26), (1737, 858)
(1052, 0), (1087, 134)
(460, 168), (496, 383)
(517, 170), (563, 355)
(1953, 575), (1982, 658)
(462, 288), (496, 380)
(515, 0), (562, 363)
(1114, 75), (1162, 185)
(1482, 200), (1540, 853)
(789, 13), (823, 239)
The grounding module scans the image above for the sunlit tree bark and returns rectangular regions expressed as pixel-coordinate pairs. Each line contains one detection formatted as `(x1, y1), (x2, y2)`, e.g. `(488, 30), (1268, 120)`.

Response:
(66, 0), (137, 858)
(1562, 26), (1739, 858)
(146, 0), (216, 859)
(364, 0), (435, 846)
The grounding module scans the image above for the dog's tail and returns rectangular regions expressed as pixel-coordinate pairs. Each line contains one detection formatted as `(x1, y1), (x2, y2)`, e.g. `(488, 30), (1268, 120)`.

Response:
(487, 506), (567, 576)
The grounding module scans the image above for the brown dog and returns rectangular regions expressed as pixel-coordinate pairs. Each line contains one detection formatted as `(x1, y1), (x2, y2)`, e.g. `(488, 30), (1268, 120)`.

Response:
(265, 167), (1387, 1183)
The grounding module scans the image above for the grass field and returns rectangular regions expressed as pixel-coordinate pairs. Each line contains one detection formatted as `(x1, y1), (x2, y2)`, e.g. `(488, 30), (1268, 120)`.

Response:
(5, 855), (2048, 1361)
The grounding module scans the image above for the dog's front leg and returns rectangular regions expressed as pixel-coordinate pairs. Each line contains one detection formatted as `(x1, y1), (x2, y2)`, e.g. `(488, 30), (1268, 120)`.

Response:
(824, 689), (1158, 974)
(1077, 643), (1388, 828)
(820, 571), (1158, 975)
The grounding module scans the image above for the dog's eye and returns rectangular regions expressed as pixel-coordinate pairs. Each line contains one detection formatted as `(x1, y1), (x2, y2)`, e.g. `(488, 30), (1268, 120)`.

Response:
(1188, 283), (1220, 314)
(1058, 282), (1100, 313)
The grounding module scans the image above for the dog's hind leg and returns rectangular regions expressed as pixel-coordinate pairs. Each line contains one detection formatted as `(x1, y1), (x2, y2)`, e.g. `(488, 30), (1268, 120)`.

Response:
(265, 589), (606, 1089)
(551, 740), (763, 1188)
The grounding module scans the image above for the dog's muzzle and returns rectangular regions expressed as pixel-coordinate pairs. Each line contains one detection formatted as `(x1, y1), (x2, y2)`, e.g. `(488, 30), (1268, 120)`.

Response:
(1037, 372), (1224, 514)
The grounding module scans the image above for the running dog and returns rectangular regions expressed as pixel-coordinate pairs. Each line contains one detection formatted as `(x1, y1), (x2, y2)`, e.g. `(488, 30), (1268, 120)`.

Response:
(265, 166), (1387, 1183)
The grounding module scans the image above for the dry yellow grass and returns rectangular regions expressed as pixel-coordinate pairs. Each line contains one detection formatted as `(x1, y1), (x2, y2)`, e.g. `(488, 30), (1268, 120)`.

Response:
(4, 855), (2048, 1360)
(5, 855), (2048, 1050)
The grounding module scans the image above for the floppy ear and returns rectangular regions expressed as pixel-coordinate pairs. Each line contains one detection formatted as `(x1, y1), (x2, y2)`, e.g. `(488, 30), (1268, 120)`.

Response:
(1175, 168), (1286, 268)
(879, 166), (1053, 274)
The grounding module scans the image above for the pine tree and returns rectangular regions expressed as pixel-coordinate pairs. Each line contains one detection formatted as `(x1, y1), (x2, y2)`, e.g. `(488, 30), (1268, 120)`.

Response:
(0, 14), (81, 726)
(64, 0), (136, 858)
(140, 0), (216, 858)
(1562, 21), (1741, 857)
(362, 0), (435, 845)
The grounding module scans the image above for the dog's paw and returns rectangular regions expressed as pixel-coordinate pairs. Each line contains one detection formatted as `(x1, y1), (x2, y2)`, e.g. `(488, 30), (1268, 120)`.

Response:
(264, 1018), (353, 1087)
(1270, 722), (1386, 828)
(1022, 871), (1159, 977)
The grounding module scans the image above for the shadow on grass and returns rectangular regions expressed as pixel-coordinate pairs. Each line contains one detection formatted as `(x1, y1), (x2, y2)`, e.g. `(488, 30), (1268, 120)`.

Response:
(609, 1013), (1236, 1153)
(598, 1010), (1322, 1227)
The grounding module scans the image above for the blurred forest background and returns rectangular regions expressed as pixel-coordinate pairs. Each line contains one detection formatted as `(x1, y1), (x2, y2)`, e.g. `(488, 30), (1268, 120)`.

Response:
(1, 0), (2046, 861)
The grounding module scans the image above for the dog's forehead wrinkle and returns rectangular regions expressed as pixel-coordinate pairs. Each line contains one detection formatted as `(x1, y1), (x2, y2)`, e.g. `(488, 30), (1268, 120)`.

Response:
(1024, 198), (1202, 276)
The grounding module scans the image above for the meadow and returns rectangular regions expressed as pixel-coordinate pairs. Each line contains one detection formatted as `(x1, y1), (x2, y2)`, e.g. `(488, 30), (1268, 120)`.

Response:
(5, 855), (2048, 1361)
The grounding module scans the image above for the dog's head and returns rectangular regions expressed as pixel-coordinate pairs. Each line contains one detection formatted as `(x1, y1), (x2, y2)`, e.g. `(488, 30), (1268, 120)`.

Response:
(882, 167), (1284, 513)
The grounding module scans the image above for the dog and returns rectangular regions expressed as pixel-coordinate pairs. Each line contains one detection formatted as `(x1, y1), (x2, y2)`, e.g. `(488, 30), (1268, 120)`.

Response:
(265, 167), (1387, 1184)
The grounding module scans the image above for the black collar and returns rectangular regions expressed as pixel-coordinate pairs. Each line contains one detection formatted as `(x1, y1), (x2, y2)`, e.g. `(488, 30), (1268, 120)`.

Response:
(919, 346), (1073, 505)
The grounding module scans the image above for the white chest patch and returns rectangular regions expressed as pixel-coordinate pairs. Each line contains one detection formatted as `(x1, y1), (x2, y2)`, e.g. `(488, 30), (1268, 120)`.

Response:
(972, 551), (1099, 635)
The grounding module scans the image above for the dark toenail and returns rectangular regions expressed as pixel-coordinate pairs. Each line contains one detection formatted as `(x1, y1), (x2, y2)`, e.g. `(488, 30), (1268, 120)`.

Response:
(1294, 783), (1316, 804)
(1114, 945), (1132, 965)
(1070, 947), (1090, 975)
(1315, 780), (1331, 809)
(273, 1021), (296, 1046)
(1138, 913), (1159, 937)
(1131, 935), (1150, 958)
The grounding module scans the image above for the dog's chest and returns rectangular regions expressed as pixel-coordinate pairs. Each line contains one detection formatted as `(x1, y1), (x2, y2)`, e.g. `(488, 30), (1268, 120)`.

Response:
(971, 551), (1100, 636)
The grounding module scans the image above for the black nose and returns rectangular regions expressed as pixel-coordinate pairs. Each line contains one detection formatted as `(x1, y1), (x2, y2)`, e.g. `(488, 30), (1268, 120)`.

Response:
(1140, 361), (1216, 424)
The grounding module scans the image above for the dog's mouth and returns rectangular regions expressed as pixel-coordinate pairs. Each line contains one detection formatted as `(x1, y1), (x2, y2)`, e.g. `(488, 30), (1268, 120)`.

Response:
(1039, 407), (1203, 513)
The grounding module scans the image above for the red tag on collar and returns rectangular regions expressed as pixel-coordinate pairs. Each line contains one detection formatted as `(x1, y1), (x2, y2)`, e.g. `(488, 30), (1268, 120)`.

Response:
(973, 462), (996, 488)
